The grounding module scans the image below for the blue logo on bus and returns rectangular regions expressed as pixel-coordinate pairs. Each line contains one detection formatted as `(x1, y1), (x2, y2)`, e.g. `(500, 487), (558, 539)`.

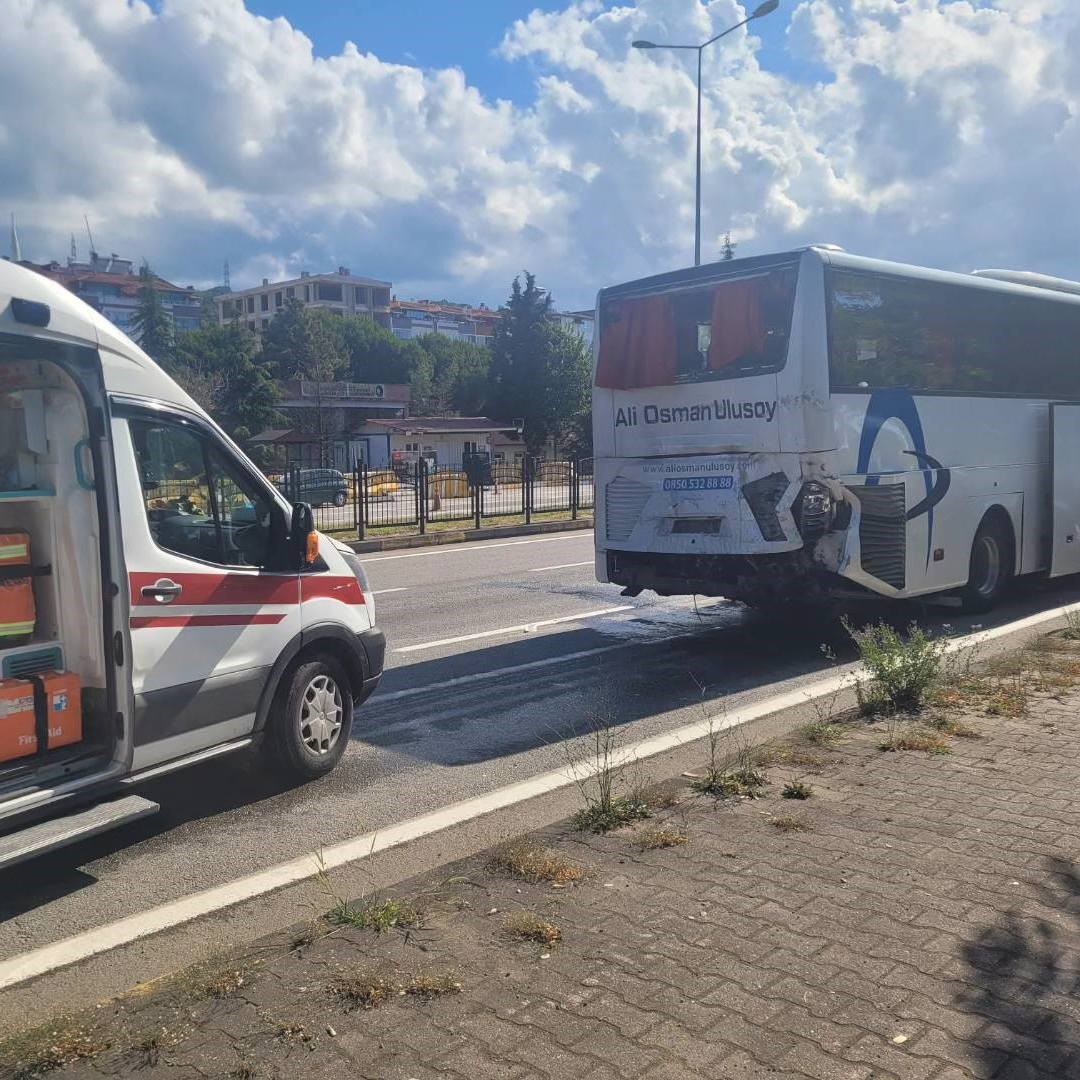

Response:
(856, 390), (951, 568)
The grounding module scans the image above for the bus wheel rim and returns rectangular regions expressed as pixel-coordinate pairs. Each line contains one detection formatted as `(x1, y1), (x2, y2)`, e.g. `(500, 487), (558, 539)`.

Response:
(975, 535), (1001, 597)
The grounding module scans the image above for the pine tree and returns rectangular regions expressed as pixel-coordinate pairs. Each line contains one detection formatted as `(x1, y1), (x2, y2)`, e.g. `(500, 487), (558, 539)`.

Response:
(131, 262), (175, 364)
(489, 272), (552, 451)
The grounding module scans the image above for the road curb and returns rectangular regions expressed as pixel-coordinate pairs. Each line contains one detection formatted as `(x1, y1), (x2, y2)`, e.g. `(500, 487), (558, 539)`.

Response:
(348, 516), (593, 552)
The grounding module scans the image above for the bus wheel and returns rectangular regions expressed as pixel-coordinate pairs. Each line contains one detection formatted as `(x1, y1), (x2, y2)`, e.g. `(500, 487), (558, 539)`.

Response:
(265, 655), (354, 781)
(960, 516), (1013, 614)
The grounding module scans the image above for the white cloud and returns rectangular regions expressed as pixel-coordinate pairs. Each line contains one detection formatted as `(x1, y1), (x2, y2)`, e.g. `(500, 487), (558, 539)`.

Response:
(2, 0), (1079, 307)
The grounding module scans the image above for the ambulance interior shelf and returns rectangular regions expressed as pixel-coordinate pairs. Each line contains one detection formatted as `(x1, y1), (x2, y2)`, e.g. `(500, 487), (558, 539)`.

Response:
(0, 366), (106, 781)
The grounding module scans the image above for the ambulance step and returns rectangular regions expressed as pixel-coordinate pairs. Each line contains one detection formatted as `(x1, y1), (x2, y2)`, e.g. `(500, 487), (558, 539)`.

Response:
(0, 795), (159, 870)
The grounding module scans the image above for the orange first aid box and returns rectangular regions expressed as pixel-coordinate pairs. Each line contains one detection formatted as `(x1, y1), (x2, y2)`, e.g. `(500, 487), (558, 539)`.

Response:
(0, 671), (82, 763)
(0, 677), (37, 762)
(0, 531), (36, 644)
(39, 671), (83, 752)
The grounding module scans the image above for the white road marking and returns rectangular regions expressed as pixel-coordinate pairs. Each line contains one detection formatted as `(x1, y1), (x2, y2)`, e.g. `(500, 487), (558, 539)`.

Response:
(394, 606), (634, 653)
(362, 533), (590, 562)
(0, 599), (1073, 992)
(370, 588), (408, 595)
(376, 641), (651, 702)
(526, 561), (594, 573)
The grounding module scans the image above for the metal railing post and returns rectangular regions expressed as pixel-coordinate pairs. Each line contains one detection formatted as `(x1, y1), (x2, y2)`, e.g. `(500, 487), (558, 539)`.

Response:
(357, 464), (366, 540)
(418, 460), (427, 535)
(525, 456), (533, 526)
(571, 458), (579, 520)
(473, 464), (482, 530)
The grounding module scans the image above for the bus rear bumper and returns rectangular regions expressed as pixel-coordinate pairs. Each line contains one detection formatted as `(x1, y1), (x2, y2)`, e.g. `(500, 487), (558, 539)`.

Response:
(603, 548), (838, 604)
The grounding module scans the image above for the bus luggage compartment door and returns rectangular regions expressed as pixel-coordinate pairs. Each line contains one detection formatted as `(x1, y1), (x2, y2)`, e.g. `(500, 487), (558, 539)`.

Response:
(1049, 403), (1080, 577)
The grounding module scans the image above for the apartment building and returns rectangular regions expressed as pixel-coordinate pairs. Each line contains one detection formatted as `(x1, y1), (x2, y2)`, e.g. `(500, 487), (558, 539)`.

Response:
(551, 308), (595, 348)
(26, 252), (203, 341)
(217, 267), (392, 333)
(390, 298), (499, 347)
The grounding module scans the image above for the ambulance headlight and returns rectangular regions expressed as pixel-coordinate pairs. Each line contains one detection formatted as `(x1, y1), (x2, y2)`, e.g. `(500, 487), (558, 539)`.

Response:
(338, 549), (371, 594)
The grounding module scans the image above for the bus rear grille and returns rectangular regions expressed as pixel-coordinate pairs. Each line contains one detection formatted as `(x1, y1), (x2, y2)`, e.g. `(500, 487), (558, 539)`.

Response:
(605, 477), (652, 543)
(852, 483), (906, 590)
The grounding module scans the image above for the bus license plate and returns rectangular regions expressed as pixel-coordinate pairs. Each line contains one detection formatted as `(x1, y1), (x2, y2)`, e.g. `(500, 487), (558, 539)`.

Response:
(662, 476), (735, 492)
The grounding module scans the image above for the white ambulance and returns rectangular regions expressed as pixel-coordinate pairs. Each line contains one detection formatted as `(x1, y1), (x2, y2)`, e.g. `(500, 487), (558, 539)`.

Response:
(0, 259), (385, 867)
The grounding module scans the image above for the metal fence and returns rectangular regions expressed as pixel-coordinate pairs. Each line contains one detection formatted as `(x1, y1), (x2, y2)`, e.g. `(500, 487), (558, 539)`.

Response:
(274, 458), (593, 539)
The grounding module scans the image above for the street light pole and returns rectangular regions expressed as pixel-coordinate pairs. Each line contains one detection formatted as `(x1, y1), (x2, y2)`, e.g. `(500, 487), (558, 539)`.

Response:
(695, 46), (703, 267)
(633, 0), (780, 267)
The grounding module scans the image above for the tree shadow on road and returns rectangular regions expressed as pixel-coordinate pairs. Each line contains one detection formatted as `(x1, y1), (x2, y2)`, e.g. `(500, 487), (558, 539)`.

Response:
(958, 856), (1080, 1077)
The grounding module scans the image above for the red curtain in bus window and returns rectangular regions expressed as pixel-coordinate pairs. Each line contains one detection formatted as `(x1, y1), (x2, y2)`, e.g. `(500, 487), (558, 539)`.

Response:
(707, 278), (766, 370)
(595, 295), (677, 389)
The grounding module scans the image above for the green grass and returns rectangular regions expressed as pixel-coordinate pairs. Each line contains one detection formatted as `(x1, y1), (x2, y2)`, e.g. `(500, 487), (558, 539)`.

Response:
(325, 897), (419, 932)
(570, 795), (651, 834)
(691, 765), (768, 799)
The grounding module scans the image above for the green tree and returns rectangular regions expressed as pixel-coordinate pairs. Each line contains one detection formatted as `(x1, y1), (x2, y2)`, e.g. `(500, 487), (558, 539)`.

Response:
(257, 301), (347, 465)
(341, 317), (414, 383)
(489, 272), (552, 451)
(541, 323), (592, 456)
(414, 333), (492, 415)
(487, 274), (591, 455)
(173, 325), (279, 437)
(257, 299), (344, 383)
(131, 261), (175, 365)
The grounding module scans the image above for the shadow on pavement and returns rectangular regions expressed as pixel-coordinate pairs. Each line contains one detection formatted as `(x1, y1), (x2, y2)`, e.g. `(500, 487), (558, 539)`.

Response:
(959, 856), (1080, 1077)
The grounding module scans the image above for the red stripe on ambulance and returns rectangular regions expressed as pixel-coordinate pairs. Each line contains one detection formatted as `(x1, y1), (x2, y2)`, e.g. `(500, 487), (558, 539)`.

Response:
(130, 613), (287, 629)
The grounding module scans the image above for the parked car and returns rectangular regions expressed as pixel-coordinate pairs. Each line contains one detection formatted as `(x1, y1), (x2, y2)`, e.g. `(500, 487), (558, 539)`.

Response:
(278, 468), (349, 507)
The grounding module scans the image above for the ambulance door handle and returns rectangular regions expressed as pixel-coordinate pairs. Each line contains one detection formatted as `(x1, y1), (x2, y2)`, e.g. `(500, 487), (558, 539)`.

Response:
(142, 579), (183, 604)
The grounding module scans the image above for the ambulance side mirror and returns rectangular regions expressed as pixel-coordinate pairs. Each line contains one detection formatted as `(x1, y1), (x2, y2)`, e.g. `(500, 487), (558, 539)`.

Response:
(290, 502), (318, 568)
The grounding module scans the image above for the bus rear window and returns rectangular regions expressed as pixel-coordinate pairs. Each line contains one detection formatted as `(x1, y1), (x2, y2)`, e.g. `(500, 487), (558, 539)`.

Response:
(596, 269), (797, 390)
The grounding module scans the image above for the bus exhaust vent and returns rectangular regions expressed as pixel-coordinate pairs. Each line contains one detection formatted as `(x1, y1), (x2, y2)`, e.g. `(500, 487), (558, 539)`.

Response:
(852, 483), (906, 590)
(605, 477), (652, 543)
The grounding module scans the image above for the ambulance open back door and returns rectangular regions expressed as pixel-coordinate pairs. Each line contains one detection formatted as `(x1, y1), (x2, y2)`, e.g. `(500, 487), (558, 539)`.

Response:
(1049, 403), (1080, 578)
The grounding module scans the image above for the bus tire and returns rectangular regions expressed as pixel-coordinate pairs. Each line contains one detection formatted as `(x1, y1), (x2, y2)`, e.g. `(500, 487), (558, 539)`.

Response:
(265, 655), (354, 782)
(960, 515), (1014, 614)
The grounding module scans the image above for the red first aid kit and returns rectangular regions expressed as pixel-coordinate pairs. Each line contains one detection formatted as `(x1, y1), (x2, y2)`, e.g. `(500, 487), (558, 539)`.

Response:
(0, 670), (82, 764)
(0, 530), (35, 645)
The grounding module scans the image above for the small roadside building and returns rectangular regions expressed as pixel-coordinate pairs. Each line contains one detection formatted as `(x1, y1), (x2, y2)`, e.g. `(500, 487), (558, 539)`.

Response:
(250, 384), (521, 471)
(364, 417), (521, 469)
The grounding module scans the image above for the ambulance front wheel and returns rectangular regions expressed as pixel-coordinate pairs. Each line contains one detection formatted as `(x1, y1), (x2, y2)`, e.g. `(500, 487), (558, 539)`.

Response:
(265, 655), (354, 781)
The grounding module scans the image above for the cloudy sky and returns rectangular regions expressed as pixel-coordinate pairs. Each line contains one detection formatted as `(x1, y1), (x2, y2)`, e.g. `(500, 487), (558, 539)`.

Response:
(3, 0), (1078, 309)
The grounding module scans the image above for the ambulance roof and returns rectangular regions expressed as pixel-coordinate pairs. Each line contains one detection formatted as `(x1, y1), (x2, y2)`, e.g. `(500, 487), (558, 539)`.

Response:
(0, 258), (202, 413)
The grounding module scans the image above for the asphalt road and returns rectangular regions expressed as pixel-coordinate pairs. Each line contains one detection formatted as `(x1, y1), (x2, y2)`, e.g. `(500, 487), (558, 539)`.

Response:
(3, 528), (1078, 960)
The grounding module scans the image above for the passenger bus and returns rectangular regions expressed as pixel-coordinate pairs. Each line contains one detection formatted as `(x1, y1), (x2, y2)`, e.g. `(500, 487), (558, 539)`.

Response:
(593, 246), (1080, 612)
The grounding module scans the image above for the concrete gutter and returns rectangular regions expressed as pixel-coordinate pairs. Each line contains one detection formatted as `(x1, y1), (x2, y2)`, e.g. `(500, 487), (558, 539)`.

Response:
(348, 516), (593, 553)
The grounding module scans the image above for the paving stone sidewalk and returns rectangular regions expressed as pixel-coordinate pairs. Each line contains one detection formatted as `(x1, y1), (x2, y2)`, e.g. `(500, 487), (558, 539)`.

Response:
(5, 649), (1080, 1080)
